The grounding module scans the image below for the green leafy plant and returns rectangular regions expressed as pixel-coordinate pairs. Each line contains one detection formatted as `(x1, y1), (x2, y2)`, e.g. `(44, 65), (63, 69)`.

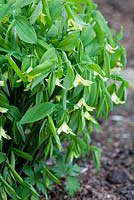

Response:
(0, 0), (128, 199)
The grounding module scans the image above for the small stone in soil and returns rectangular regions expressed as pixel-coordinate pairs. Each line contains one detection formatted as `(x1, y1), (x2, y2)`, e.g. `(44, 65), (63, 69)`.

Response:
(106, 170), (129, 184)
(119, 185), (134, 200)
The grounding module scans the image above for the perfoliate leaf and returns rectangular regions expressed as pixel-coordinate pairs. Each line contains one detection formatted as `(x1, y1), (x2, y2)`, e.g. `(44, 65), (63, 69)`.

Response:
(0, 152), (7, 164)
(91, 145), (101, 170)
(29, 60), (56, 76)
(58, 31), (80, 51)
(6, 56), (27, 82)
(49, 0), (63, 21)
(0, 175), (19, 199)
(63, 64), (74, 90)
(12, 0), (38, 9)
(15, 16), (37, 44)
(0, 3), (11, 20)
(20, 102), (54, 124)
(12, 148), (33, 161)
(30, 1), (42, 24)
(81, 24), (96, 46)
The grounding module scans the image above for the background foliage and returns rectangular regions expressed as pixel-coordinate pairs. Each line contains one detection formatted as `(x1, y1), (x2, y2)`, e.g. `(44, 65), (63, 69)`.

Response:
(0, 0), (128, 199)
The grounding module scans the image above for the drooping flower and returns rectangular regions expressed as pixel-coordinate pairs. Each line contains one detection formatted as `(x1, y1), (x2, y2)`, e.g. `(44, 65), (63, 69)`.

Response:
(73, 74), (93, 87)
(74, 98), (95, 112)
(55, 78), (65, 89)
(57, 121), (75, 136)
(0, 81), (4, 86)
(0, 126), (11, 141)
(111, 92), (125, 104)
(84, 111), (97, 124)
(105, 43), (118, 54)
(68, 19), (83, 31)
(0, 107), (8, 113)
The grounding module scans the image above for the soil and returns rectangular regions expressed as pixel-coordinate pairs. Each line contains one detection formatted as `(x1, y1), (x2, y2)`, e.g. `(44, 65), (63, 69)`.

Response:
(49, 1), (134, 199)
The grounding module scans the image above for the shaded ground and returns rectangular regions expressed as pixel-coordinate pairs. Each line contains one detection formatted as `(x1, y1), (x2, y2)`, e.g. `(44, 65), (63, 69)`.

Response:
(49, 1), (134, 199)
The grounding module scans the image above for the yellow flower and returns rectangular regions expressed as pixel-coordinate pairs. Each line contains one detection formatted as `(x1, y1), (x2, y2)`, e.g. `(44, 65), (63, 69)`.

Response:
(74, 98), (95, 112)
(73, 74), (93, 87)
(39, 13), (46, 26)
(57, 121), (75, 136)
(0, 107), (8, 113)
(68, 19), (83, 31)
(0, 126), (11, 141)
(105, 43), (118, 54)
(84, 111), (97, 124)
(55, 78), (65, 89)
(111, 92), (125, 104)
(0, 81), (4, 87)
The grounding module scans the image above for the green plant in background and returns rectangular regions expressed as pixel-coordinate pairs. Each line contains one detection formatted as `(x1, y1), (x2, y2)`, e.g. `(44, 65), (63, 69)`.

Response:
(0, 0), (128, 199)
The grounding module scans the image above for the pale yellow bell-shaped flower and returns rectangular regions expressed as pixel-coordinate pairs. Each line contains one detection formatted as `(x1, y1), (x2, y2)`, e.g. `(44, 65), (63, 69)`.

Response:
(111, 92), (125, 104)
(0, 126), (11, 140)
(68, 19), (83, 31)
(0, 81), (4, 86)
(73, 74), (93, 87)
(55, 78), (65, 89)
(105, 43), (118, 54)
(0, 107), (8, 113)
(74, 98), (95, 112)
(57, 121), (75, 136)
(84, 111), (97, 124)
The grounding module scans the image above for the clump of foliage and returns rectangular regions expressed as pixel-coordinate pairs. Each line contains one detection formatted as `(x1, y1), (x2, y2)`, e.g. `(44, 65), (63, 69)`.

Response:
(0, 0), (128, 199)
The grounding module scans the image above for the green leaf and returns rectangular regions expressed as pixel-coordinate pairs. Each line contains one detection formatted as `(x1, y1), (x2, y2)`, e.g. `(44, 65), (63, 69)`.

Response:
(6, 162), (25, 186)
(111, 73), (129, 88)
(12, 0), (38, 9)
(89, 63), (105, 77)
(81, 24), (96, 46)
(0, 152), (7, 164)
(49, 0), (63, 21)
(114, 27), (124, 42)
(29, 60), (56, 76)
(0, 175), (19, 199)
(93, 10), (113, 44)
(30, 1), (42, 24)
(91, 145), (101, 170)
(8, 105), (22, 121)
(65, 176), (80, 197)
(48, 72), (56, 96)
(0, 91), (9, 108)
(63, 64), (74, 90)
(31, 73), (48, 90)
(0, 187), (7, 200)
(6, 56), (27, 82)
(47, 24), (58, 38)
(48, 116), (61, 149)
(58, 31), (80, 51)
(16, 122), (26, 142)
(0, 4), (11, 20)
(15, 16), (37, 44)
(68, 164), (80, 177)
(12, 148), (33, 161)
(104, 50), (110, 78)
(20, 102), (54, 124)
(43, 166), (60, 184)
(40, 48), (57, 64)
